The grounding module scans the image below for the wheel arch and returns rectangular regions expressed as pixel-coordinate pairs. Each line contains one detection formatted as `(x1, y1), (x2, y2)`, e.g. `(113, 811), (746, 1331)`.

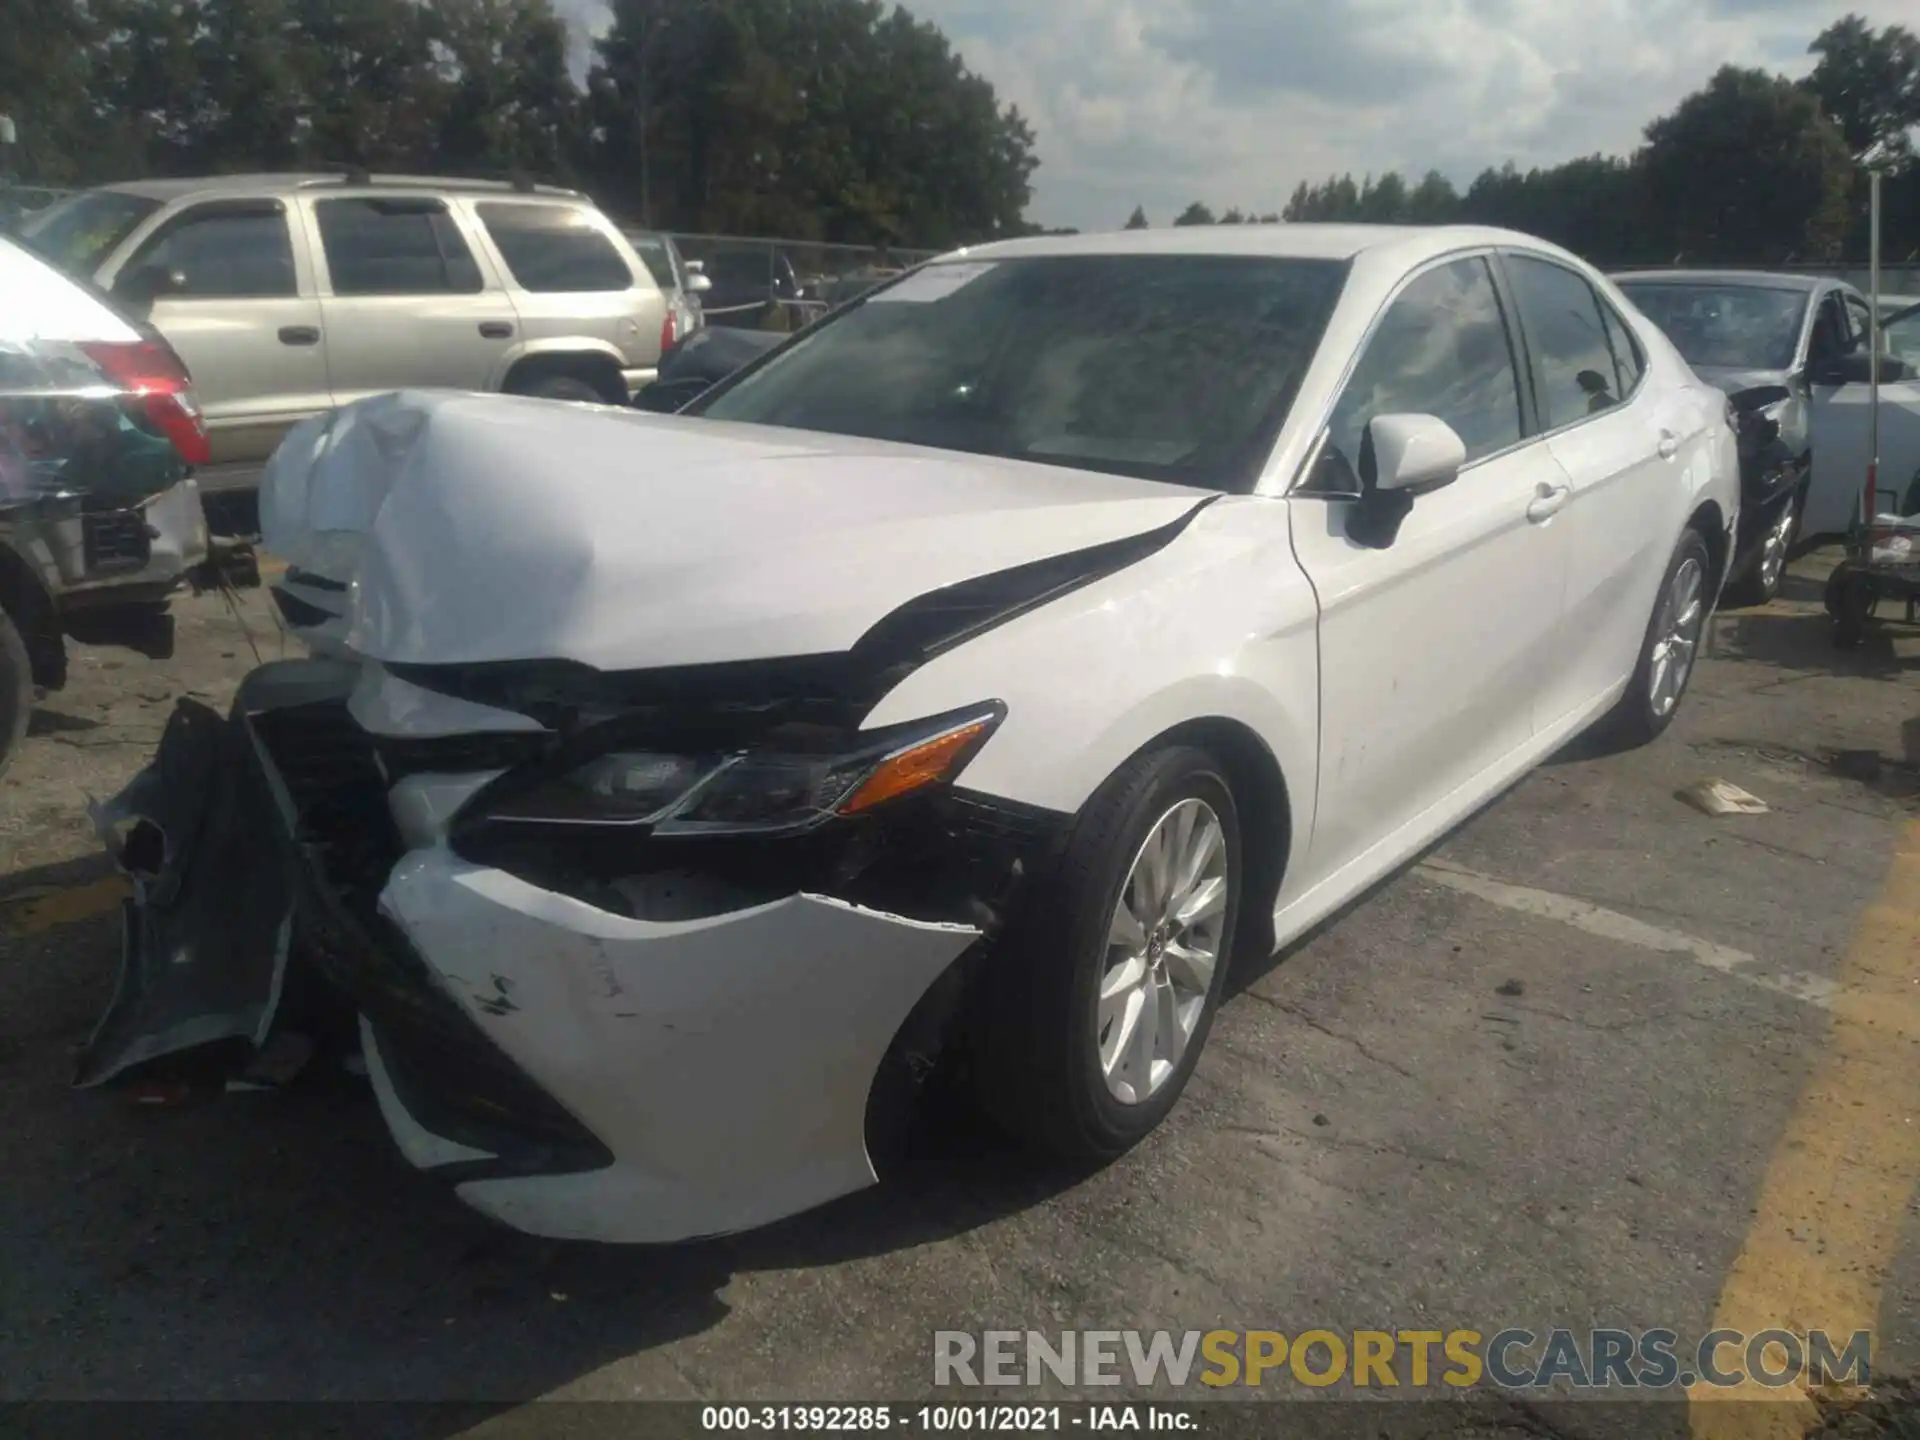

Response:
(1686, 498), (1730, 598)
(496, 343), (628, 404)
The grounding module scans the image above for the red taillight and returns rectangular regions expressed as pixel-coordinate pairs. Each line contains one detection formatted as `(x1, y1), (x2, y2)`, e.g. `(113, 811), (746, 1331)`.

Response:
(77, 339), (212, 467)
(661, 310), (679, 355)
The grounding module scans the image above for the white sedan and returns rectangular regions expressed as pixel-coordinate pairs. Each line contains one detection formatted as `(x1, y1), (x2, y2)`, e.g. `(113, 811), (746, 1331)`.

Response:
(90, 224), (1740, 1243)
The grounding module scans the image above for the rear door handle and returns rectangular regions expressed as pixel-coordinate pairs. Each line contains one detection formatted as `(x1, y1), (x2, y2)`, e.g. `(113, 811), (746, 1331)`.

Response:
(277, 326), (321, 347)
(1527, 482), (1572, 522)
(1658, 430), (1679, 459)
(479, 322), (514, 339)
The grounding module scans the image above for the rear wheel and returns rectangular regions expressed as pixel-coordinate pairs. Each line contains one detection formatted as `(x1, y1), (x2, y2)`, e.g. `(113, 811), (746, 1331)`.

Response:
(1598, 530), (1711, 748)
(0, 607), (32, 780)
(971, 745), (1241, 1159)
(515, 373), (612, 405)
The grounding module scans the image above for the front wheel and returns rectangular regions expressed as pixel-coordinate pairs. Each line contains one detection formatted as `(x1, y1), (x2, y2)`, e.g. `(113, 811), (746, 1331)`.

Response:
(0, 607), (32, 781)
(970, 745), (1241, 1159)
(1598, 529), (1712, 748)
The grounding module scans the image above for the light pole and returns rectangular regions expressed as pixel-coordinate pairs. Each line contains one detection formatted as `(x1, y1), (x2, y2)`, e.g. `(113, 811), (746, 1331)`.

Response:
(1858, 139), (1907, 528)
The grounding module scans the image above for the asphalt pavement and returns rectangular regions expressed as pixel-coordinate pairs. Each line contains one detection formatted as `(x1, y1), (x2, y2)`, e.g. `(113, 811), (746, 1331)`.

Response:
(2, 550), (1918, 1439)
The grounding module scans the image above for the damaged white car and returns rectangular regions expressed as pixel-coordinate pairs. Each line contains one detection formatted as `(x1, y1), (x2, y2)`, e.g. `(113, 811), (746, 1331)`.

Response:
(85, 226), (1740, 1244)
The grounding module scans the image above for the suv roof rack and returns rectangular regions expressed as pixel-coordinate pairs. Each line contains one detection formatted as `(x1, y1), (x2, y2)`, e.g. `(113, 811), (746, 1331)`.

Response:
(297, 168), (576, 197)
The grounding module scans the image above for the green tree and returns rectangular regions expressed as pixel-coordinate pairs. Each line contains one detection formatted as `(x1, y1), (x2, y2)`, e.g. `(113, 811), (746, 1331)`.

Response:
(586, 0), (1035, 245)
(1641, 65), (1853, 262)
(1171, 200), (1214, 226)
(1804, 14), (1920, 159)
(0, 0), (96, 180)
(1123, 204), (1148, 229)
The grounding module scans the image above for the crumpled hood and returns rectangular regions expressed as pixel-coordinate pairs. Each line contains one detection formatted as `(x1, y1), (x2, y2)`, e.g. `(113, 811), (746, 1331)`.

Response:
(262, 390), (1211, 671)
(1692, 364), (1793, 397)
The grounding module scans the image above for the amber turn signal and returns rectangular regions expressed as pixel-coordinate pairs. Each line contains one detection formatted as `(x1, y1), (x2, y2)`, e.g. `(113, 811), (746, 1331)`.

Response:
(838, 717), (996, 815)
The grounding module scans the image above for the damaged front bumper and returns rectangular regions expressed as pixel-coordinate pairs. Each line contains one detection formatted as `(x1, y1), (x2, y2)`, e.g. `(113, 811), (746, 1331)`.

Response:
(84, 661), (1045, 1243)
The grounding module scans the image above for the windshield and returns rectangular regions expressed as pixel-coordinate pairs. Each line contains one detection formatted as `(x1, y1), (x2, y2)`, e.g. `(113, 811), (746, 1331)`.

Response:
(18, 191), (162, 277)
(1617, 281), (1808, 371)
(695, 254), (1349, 492)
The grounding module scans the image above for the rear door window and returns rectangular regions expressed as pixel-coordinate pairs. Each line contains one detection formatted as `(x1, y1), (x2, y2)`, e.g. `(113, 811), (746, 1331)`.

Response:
(123, 203), (297, 298)
(314, 198), (483, 296)
(477, 204), (633, 293)
(1504, 253), (1624, 428)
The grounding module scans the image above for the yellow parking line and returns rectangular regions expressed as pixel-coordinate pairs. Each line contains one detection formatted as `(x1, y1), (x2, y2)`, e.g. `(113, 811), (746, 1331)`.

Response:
(0, 875), (129, 938)
(1690, 820), (1920, 1439)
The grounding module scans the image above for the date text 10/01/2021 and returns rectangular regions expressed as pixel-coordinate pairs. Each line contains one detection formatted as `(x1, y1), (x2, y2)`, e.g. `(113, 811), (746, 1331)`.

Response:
(701, 1407), (1193, 1431)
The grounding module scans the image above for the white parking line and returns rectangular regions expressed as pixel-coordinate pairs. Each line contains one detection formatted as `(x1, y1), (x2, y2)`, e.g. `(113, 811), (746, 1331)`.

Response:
(1415, 859), (1837, 1010)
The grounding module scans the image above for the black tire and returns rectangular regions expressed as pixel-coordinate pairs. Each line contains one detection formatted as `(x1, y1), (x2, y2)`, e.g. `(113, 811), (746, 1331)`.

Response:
(518, 374), (610, 405)
(1598, 528), (1713, 749)
(0, 606), (32, 781)
(1723, 485), (1800, 608)
(970, 745), (1242, 1160)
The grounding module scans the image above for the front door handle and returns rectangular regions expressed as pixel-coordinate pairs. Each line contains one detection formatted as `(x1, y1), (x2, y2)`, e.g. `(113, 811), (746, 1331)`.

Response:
(1657, 430), (1679, 460)
(479, 321), (514, 339)
(277, 325), (321, 347)
(1526, 482), (1572, 522)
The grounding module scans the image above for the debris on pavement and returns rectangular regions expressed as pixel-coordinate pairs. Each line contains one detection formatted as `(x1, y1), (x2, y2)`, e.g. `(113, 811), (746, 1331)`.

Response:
(1677, 778), (1770, 817)
(1495, 979), (1525, 997)
(127, 1079), (193, 1108)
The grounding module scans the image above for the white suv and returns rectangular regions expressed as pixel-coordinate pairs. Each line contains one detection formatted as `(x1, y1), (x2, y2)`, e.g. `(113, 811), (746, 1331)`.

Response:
(19, 173), (671, 493)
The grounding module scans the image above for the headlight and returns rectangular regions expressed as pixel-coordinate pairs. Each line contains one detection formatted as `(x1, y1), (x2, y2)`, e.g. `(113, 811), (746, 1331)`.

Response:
(470, 704), (1004, 836)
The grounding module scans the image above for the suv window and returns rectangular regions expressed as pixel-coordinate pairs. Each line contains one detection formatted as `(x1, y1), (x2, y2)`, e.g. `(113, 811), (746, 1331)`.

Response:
(124, 204), (296, 299)
(1505, 254), (1622, 427)
(315, 198), (483, 296)
(20, 190), (162, 277)
(477, 204), (632, 293)
(1312, 255), (1523, 492)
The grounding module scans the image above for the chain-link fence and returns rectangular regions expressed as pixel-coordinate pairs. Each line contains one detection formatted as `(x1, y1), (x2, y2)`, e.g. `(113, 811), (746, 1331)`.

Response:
(634, 230), (943, 332)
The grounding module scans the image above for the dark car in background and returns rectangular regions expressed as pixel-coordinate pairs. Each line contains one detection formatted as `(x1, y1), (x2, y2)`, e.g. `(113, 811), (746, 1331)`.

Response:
(1616, 268), (1920, 604)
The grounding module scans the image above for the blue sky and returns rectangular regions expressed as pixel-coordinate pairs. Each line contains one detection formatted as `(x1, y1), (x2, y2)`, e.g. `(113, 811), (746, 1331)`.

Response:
(556, 0), (1920, 231)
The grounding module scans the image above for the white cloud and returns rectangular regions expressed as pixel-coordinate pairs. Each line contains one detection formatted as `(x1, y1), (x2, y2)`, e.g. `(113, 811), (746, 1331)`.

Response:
(552, 0), (1918, 231)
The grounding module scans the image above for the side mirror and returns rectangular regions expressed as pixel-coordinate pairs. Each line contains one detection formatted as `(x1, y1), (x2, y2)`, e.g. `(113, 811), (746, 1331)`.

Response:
(114, 264), (186, 312)
(687, 271), (713, 295)
(1348, 413), (1466, 550)
(1370, 413), (1466, 493)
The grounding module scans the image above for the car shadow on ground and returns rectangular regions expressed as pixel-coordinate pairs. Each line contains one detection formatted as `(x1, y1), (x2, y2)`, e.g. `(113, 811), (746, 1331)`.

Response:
(0, 844), (1099, 1413)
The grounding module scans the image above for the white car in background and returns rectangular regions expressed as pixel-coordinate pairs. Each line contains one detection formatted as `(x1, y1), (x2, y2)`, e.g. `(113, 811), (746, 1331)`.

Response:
(92, 224), (1739, 1244)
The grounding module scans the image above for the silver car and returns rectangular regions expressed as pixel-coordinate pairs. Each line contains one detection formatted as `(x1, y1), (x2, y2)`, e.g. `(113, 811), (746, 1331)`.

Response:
(627, 230), (710, 349)
(19, 172), (670, 494)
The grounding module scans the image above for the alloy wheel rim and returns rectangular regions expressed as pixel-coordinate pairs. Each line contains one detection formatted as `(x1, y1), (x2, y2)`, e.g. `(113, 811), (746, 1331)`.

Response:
(1648, 556), (1706, 718)
(1097, 797), (1231, 1105)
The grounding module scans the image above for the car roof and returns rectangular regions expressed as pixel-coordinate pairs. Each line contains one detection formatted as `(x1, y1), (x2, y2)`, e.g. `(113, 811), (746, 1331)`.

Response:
(98, 172), (585, 203)
(940, 223), (1575, 268)
(1613, 268), (1830, 294)
(0, 235), (141, 346)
